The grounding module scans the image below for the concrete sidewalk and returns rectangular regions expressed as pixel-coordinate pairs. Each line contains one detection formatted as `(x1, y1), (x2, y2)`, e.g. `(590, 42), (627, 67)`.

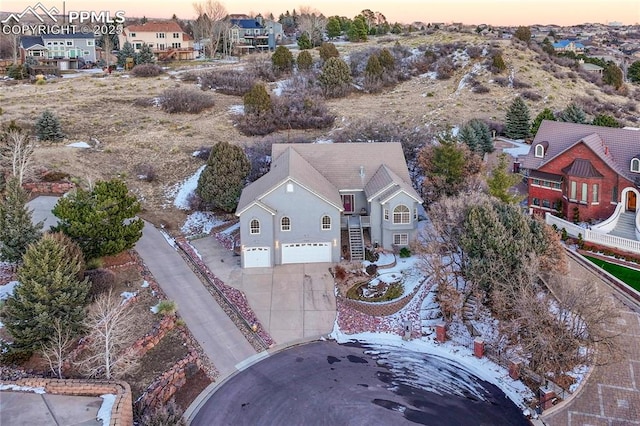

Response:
(0, 392), (102, 425)
(135, 222), (256, 376)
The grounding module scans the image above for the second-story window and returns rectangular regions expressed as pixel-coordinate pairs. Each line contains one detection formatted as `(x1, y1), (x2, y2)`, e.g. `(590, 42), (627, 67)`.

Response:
(281, 216), (291, 231)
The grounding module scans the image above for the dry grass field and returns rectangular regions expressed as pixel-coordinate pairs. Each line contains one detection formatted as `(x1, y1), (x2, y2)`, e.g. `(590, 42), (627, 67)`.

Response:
(1, 32), (636, 231)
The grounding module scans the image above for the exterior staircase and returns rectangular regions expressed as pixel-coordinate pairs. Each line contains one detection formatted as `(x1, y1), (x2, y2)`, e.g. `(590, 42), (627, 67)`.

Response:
(348, 216), (365, 261)
(462, 293), (481, 337)
(608, 211), (638, 240)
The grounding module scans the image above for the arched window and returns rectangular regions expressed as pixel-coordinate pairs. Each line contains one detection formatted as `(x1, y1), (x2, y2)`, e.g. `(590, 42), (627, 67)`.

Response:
(534, 144), (545, 158)
(321, 215), (331, 230)
(631, 158), (640, 173)
(250, 219), (260, 234)
(281, 216), (291, 231)
(393, 205), (410, 224)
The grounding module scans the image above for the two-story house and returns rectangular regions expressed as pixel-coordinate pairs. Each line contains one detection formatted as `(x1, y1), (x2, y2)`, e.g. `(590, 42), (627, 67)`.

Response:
(553, 39), (586, 54)
(118, 21), (195, 61)
(235, 143), (423, 268)
(229, 16), (282, 54)
(20, 33), (96, 69)
(520, 120), (640, 223)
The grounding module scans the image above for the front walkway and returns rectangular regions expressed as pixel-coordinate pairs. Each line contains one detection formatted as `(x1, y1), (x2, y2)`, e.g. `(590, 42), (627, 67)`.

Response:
(190, 237), (336, 345)
(542, 255), (640, 425)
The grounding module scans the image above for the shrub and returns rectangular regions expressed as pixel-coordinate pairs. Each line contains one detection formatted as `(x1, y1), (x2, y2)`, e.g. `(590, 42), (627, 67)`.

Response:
(271, 46), (294, 74)
(512, 79), (531, 89)
(399, 247), (411, 258)
(561, 228), (568, 241)
(35, 110), (64, 141)
(297, 50), (313, 71)
(472, 83), (490, 94)
(6, 64), (28, 80)
(243, 83), (272, 116)
(365, 263), (378, 276)
(318, 57), (352, 98)
(130, 63), (163, 77)
(133, 163), (156, 182)
(85, 268), (116, 298)
(491, 53), (506, 73)
(132, 97), (155, 107)
(466, 45), (483, 58)
(246, 53), (277, 82)
(199, 70), (257, 96)
(521, 90), (542, 101)
(156, 300), (177, 316)
(334, 264), (347, 281)
(159, 87), (215, 114)
(86, 257), (104, 270)
(193, 146), (211, 160)
(41, 171), (70, 181)
(435, 57), (455, 80)
(319, 42), (340, 62)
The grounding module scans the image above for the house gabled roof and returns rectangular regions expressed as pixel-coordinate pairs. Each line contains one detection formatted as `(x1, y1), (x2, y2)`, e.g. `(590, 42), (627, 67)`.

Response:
(561, 159), (604, 178)
(520, 121), (640, 182)
(42, 33), (95, 40)
(125, 21), (184, 34)
(236, 146), (343, 216)
(365, 165), (422, 203)
(230, 19), (263, 29)
(20, 36), (45, 49)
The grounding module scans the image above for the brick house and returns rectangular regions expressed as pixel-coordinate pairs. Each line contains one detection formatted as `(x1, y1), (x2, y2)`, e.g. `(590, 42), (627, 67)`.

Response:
(519, 120), (640, 223)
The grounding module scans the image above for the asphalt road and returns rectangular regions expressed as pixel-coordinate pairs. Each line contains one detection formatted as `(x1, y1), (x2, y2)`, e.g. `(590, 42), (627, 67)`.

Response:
(192, 340), (529, 426)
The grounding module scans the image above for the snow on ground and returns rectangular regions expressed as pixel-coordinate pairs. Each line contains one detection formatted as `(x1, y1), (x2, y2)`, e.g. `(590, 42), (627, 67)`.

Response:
(181, 211), (226, 236)
(220, 222), (240, 235)
(171, 165), (206, 210)
(160, 230), (178, 249)
(420, 71), (438, 80)
(0, 383), (46, 394)
(97, 394), (116, 426)
(330, 330), (534, 409)
(0, 262), (13, 285)
(141, 280), (150, 288)
(120, 291), (137, 303)
(502, 140), (531, 157)
(150, 303), (160, 314)
(271, 79), (291, 96)
(229, 104), (244, 115)
(66, 141), (92, 148)
(0, 280), (18, 301)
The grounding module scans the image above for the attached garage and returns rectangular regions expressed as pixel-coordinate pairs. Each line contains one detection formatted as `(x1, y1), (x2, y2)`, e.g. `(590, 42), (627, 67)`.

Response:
(242, 247), (271, 268)
(281, 242), (332, 264)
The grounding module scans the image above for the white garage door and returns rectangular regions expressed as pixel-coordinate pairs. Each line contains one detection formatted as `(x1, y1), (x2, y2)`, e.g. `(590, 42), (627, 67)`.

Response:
(281, 242), (332, 264)
(242, 247), (271, 268)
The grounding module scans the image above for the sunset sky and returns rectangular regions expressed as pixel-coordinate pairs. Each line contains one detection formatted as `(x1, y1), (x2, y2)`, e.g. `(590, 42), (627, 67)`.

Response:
(2, 0), (639, 26)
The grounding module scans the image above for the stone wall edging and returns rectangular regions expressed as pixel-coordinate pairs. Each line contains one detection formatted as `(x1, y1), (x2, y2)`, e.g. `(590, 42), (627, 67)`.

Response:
(23, 181), (75, 196)
(336, 283), (422, 317)
(6, 378), (132, 426)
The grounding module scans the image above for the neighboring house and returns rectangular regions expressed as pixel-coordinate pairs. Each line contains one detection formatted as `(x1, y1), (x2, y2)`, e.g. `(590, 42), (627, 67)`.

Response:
(20, 33), (96, 69)
(579, 61), (603, 75)
(235, 143), (423, 268)
(553, 39), (585, 53)
(118, 21), (195, 61)
(520, 120), (640, 223)
(229, 15), (281, 53)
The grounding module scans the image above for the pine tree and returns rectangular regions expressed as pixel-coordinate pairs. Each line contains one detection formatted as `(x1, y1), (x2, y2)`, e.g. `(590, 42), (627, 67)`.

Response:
(602, 63), (623, 89)
(531, 108), (556, 136)
(514, 26), (531, 43)
(196, 141), (250, 212)
(559, 103), (586, 124)
(487, 153), (522, 203)
(243, 83), (272, 116)
(592, 114), (621, 128)
(504, 97), (531, 139)
(0, 233), (89, 354)
(326, 16), (342, 39)
(629, 60), (640, 83)
(297, 33), (312, 50)
(117, 41), (136, 67)
(348, 15), (368, 41)
(459, 119), (493, 154)
(378, 48), (395, 71)
(271, 46), (294, 74)
(319, 57), (352, 98)
(0, 177), (43, 263)
(52, 179), (144, 260)
(319, 42), (339, 62)
(491, 53), (506, 73)
(136, 43), (156, 64)
(365, 54), (383, 78)
(296, 50), (313, 72)
(35, 110), (64, 142)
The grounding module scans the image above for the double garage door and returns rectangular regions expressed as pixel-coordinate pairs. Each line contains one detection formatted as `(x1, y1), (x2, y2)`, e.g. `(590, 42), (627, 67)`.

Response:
(281, 242), (332, 264)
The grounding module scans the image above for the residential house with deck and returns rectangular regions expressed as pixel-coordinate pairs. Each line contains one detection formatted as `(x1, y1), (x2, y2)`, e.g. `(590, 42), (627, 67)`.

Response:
(118, 21), (195, 61)
(520, 121), (640, 241)
(229, 15), (282, 54)
(235, 143), (423, 268)
(20, 33), (96, 69)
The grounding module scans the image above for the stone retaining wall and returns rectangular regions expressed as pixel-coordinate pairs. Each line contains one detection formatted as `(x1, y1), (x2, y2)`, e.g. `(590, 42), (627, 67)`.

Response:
(336, 283), (422, 317)
(5, 378), (132, 425)
(23, 181), (74, 196)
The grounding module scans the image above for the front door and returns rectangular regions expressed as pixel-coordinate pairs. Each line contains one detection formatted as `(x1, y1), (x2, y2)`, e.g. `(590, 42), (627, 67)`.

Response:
(627, 191), (637, 212)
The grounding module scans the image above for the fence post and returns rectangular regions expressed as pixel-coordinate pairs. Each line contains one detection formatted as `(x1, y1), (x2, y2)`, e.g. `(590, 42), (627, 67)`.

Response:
(539, 385), (556, 411)
(473, 338), (484, 358)
(508, 360), (521, 380)
(435, 323), (447, 343)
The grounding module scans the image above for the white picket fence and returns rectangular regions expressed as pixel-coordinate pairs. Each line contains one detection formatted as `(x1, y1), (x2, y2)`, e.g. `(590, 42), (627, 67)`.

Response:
(545, 213), (640, 255)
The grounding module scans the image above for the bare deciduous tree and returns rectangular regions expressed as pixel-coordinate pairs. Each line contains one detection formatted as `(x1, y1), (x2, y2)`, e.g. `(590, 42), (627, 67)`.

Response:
(193, 0), (229, 58)
(77, 290), (139, 380)
(298, 6), (327, 47)
(41, 319), (73, 379)
(1, 130), (35, 184)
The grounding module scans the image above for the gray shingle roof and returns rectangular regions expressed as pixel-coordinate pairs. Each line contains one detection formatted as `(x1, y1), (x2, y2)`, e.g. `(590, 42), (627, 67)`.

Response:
(520, 121), (640, 182)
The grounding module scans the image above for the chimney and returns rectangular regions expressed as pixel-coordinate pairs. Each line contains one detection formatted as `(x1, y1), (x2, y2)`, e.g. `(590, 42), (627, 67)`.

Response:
(605, 146), (609, 155)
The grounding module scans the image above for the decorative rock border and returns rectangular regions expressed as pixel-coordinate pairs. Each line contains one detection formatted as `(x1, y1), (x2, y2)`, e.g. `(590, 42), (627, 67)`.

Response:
(23, 181), (75, 196)
(2, 378), (132, 425)
(337, 278), (423, 317)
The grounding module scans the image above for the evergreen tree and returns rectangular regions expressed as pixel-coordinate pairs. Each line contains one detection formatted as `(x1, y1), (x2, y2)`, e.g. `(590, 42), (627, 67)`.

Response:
(603, 62), (623, 89)
(319, 42), (339, 62)
(531, 108), (556, 136)
(52, 179), (144, 260)
(196, 141), (250, 213)
(378, 48), (395, 71)
(116, 41), (136, 67)
(319, 57), (352, 98)
(35, 110), (64, 142)
(514, 26), (531, 43)
(296, 50), (313, 72)
(0, 178), (43, 263)
(629, 60), (640, 84)
(559, 103), (586, 124)
(487, 153), (522, 203)
(348, 15), (368, 41)
(459, 119), (493, 154)
(271, 46), (294, 74)
(243, 83), (272, 116)
(297, 33), (312, 50)
(491, 53), (506, 73)
(504, 97), (531, 139)
(592, 114), (621, 128)
(136, 43), (156, 64)
(326, 16), (342, 39)
(0, 233), (89, 354)
(365, 54), (383, 79)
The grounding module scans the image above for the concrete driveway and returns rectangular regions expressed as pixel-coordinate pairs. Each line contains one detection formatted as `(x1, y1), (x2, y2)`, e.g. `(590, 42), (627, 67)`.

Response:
(190, 237), (337, 345)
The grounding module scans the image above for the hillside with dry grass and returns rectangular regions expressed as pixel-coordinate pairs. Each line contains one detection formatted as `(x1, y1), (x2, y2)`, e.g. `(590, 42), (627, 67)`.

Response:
(1, 31), (637, 230)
